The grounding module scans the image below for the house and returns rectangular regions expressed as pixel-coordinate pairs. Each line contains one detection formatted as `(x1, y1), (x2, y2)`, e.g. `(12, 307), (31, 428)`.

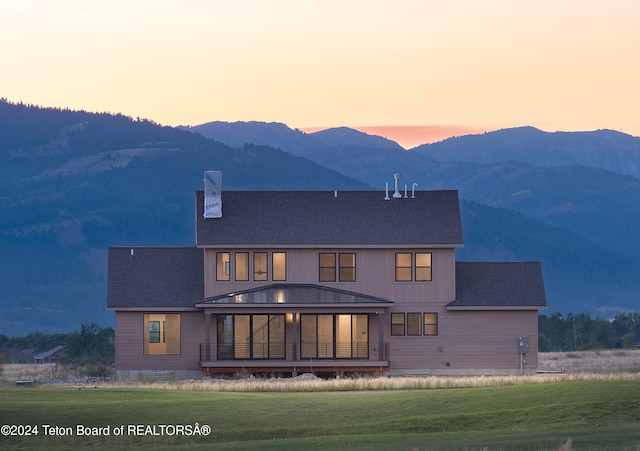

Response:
(33, 345), (66, 364)
(107, 174), (546, 380)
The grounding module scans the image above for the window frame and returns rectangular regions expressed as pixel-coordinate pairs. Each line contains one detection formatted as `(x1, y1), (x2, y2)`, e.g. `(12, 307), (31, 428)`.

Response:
(253, 252), (268, 281)
(216, 252), (230, 281)
(272, 252), (287, 281)
(338, 253), (356, 282)
(235, 252), (249, 281)
(391, 313), (406, 336)
(319, 253), (336, 282)
(407, 312), (422, 336)
(423, 312), (438, 336)
(415, 252), (432, 282)
(395, 253), (413, 282)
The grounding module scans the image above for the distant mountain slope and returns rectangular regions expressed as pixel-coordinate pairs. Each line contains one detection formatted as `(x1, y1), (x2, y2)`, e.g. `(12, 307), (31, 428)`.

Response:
(0, 101), (370, 335)
(413, 126), (640, 178)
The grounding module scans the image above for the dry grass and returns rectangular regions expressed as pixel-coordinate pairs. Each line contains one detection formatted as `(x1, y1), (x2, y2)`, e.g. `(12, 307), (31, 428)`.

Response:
(538, 349), (640, 373)
(3, 350), (640, 392)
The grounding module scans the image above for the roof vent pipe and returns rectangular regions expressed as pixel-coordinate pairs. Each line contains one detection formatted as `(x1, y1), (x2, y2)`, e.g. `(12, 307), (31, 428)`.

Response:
(412, 183), (418, 198)
(384, 182), (390, 200)
(404, 184), (408, 198)
(393, 173), (402, 198)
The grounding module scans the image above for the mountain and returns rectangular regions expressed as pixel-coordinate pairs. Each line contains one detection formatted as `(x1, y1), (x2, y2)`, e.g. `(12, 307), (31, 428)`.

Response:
(3, 104), (639, 335)
(413, 126), (640, 179)
(0, 101), (370, 336)
(189, 120), (640, 316)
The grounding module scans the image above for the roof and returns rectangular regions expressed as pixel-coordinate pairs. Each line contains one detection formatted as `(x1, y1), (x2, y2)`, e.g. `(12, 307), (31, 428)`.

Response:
(448, 262), (547, 310)
(197, 283), (393, 307)
(196, 190), (463, 247)
(33, 345), (65, 361)
(107, 247), (204, 308)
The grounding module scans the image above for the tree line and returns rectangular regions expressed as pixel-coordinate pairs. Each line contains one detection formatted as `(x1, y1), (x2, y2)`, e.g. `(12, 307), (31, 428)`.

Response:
(538, 312), (640, 352)
(0, 323), (114, 366)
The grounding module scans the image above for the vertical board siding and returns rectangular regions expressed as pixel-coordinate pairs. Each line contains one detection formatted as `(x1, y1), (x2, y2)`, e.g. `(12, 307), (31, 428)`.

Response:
(115, 311), (204, 370)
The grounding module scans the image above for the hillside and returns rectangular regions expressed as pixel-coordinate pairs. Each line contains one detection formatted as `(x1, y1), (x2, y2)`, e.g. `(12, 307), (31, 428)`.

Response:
(0, 101), (370, 335)
(191, 120), (640, 316)
(413, 126), (640, 178)
(2, 104), (640, 334)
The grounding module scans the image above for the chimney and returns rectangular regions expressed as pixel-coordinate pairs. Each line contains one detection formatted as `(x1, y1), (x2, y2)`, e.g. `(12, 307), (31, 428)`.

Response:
(203, 171), (222, 218)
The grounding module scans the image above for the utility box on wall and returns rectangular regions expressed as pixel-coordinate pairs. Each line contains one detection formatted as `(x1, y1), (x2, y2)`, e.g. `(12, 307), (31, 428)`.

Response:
(519, 336), (529, 354)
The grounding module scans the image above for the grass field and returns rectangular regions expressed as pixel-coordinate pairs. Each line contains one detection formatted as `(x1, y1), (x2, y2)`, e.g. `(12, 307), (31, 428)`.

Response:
(1, 378), (640, 450)
(2, 351), (640, 450)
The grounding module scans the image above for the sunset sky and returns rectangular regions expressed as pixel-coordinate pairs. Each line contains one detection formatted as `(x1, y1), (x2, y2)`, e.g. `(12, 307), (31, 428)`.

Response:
(2, 0), (639, 148)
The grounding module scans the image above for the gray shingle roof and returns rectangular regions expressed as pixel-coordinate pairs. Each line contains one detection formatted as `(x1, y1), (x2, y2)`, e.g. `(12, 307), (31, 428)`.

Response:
(448, 262), (547, 309)
(196, 190), (463, 246)
(107, 247), (204, 308)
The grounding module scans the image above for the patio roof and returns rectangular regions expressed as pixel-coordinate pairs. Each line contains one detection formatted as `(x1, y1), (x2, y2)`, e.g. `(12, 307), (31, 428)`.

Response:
(197, 284), (394, 306)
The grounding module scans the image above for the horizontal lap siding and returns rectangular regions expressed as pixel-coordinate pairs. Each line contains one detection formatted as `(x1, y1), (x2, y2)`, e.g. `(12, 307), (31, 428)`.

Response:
(115, 311), (204, 371)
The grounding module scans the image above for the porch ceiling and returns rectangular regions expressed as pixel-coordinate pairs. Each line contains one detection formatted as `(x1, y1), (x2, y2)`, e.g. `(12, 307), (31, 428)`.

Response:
(196, 284), (393, 307)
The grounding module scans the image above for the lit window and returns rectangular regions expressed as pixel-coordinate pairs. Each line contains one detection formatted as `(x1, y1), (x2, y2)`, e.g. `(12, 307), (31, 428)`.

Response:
(395, 253), (412, 281)
(253, 252), (268, 281)
(273, 252), (286, 281)
(217, 252), (230, 281)
(319, 253), (336, 282)
(339, 253), (356, 282)
(415, 253), (432, 281)
(391, 313), (405, 336)
(423, 313), (438, 336)
(144, 314), (180, 355)
(235, 252), (249, 281)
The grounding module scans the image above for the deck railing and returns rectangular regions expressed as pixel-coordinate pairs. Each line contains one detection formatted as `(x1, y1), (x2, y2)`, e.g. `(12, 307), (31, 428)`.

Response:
(200, 342), (389, 362)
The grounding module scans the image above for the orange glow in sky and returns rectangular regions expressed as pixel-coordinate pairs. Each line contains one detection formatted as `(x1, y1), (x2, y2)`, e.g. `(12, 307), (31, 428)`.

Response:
(1, 1), (639, 139)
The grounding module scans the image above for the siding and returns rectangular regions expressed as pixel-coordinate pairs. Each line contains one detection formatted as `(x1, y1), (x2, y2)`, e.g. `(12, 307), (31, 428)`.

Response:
(388, 310), (539, 374)
(115, 311), (204, 370)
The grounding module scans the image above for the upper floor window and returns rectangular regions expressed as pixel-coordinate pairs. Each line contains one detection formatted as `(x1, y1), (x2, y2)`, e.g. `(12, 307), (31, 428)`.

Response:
(395, 252), (432, 282)
(217, 252), (230, 281)
(235, 252), (249, 281)
(272, 252), (287, 281)
(253, 252), (268, 281)
(319, 252), (355, 282)
(319, 253), (336, 282)
(216, 251), (286, 282)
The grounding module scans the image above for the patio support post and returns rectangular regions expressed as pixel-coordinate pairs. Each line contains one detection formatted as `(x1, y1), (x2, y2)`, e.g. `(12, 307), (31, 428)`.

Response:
(204, 312), (211, 361)
(291, 312), (298, 362)
(378, 311), (385, 360)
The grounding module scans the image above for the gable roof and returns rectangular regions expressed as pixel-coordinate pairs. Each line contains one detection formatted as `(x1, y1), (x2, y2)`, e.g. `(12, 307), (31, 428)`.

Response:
(196, 190), (463, 247)
(197, 283), (393, 307)
(33, 345), (65, 361)
(107, 247), (204, 309)
(448, 262), (547, 310)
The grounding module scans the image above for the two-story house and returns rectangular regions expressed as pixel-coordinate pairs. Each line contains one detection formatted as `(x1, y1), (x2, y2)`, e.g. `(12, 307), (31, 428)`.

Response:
(107, 173), (546, 380)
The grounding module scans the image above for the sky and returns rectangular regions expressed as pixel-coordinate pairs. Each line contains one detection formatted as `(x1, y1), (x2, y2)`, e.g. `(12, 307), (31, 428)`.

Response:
(2, 0), (639, 148)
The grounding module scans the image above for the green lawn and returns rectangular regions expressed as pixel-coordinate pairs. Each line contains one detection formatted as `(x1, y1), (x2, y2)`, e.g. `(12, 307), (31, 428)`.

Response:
(1, 380), (639, 450)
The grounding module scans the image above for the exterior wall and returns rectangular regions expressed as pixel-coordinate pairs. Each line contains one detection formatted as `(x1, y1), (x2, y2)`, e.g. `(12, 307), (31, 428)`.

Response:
(114, 311), (204, 377)
(203, 247), (456, 304)
(386, 310), (539, 375)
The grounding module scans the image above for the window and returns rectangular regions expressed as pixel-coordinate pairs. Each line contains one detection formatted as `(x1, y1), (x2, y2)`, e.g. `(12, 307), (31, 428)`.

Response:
(395, 253), (412, 281)
(273, 252), (286, 281)
(339, 253), (356, 282)
(423, 313), (438, 336)
(415, 253), (432, 281)
(235, 252), (249, 281)
(407, 313), (421, 336)
(391, 313), (405, 336)
(144, 314), (180, 355)
(253, 252), (268, 281)
(396, 252), (432, 282)
(216, 252), (230, 281)
(319, 253), (336, 282)
(217, 314), (285, 359)
(300, 314), (368, 359)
